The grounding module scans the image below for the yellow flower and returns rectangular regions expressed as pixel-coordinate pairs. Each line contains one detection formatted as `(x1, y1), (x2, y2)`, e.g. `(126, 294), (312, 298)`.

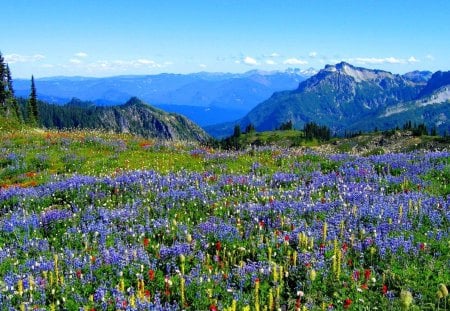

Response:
(400, 290), (413, 310)
(438, 283), (448, 297)
(309, 269), (317, 281)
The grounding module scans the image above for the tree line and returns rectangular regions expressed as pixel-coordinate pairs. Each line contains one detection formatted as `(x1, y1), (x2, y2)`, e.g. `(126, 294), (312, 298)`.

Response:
(0, 51), (39, 125)
(220, 121), (332, 149)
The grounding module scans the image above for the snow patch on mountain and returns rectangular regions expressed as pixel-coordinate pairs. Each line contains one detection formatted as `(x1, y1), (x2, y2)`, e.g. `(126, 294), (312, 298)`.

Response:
(381, 87), (450, 118)
(417, 87), (450, 107)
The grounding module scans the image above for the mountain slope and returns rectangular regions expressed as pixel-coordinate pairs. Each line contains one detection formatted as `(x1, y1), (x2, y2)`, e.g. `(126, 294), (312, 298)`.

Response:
(207, 62), (449, 137)
(242, 62), (420, 130)
(37, 97), (211, 142)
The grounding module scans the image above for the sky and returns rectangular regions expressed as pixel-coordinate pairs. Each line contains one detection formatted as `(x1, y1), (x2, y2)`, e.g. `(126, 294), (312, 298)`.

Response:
(2, 0), (450, 78)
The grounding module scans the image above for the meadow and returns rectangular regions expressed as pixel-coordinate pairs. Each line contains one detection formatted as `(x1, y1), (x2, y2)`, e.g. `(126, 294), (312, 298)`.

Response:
(0, 129), (449, 310)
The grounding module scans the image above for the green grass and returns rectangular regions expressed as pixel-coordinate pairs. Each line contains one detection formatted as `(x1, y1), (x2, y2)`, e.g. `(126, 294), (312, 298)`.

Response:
(0, 129), (329, 188)
(236, 130), (322, 148)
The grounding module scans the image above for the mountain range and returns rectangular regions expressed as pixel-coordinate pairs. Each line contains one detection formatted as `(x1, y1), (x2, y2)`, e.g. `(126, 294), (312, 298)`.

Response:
(13, 69), (312, 126)
(34, 97), (211, 142)
(206, 62), (449, 137)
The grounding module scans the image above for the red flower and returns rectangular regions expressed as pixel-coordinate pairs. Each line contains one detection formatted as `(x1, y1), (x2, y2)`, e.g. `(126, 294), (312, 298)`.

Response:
(145, 289), (151, 297)
(148, 269), (155, 281)
(419, 243), (425, 251)
(381, 284), (388, 295)
(209, 304), (218, 311)
(361, 283), (369, 290)
(364, 269), (371, 280)
(215, 241), (222, 251)
(76, 269), (82, 279)
(342, 242), (348, 252)
(143, 237), (150, 248)
(343, 298), (352, 309)
(284, 235), (290, 241)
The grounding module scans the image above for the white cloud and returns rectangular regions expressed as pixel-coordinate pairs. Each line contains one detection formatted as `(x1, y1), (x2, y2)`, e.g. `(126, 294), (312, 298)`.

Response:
(350, 56), (420, 65)
(4, 53), (45, 63)
(80, 58), (170, 73)
(352, 57), (405, 65)
(75, 52), (88, 58)
(265, 59), (276, 65)
(283, 58), (308, 65)
(137, 59), (157, 65)
(309, 51), (317, 58)
(199, 64), (207, 68)
(69, 58), (82, 64)
(243, 56), (258, 65)
(426, 54), (434, 61)
(270, 52), (280, 57)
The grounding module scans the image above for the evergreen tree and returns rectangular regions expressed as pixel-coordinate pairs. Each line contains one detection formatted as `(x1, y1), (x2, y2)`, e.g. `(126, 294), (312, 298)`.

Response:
(0, 52), (5, 109)
(233, 124), (241, 138)
(245, 123), (256, 134)
(278, 120), (293, 131)
(29, 75), (39, 125)
(5, 65), (21, 120)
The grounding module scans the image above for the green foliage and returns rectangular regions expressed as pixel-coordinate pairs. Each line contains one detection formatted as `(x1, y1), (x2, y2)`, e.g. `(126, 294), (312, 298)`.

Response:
(277, 120), (293, 131)
(28, 75), (39, 125)
(303, 121), (331, 141)
(0, 52), (23, 125)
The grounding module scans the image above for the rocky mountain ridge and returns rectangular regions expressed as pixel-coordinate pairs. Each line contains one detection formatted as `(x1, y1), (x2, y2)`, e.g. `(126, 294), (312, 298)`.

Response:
(207, 62), (450, 137)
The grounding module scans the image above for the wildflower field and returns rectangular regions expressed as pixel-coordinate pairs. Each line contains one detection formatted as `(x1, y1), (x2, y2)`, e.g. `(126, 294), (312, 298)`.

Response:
(0, 130), (449, 310)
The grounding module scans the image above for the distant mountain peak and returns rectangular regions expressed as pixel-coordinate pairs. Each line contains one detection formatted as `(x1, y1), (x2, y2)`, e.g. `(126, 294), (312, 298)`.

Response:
(320, 62), (394, 82)
(403, 70), (433, 83)
(124, 96), (146, 106)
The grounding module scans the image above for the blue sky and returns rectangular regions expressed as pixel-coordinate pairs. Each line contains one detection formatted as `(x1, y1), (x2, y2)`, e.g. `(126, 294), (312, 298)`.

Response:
(2, 0), (450, 78)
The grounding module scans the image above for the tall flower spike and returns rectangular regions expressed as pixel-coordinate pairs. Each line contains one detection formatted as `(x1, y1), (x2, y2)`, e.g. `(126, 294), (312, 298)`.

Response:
(400, 290), (413, 310)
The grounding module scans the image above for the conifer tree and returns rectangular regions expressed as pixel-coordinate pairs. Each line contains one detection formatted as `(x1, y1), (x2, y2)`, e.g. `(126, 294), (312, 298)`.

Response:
(5, 65), (21, 120)
(29, 75), (39, 124)
(0, 52), (5, 109)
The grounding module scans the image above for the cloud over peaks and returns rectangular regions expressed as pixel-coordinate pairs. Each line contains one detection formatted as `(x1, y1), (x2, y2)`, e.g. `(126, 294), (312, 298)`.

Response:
(283, 58), (308, 65)
(243, 56), (258, 65)
(351, 56), (420, 65)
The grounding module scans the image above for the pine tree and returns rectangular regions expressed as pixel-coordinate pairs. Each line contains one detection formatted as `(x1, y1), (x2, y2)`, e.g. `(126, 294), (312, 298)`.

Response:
(0, 52), (6, 109)
(29, 75), (39, 125)
(5, 65), (21, 121)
